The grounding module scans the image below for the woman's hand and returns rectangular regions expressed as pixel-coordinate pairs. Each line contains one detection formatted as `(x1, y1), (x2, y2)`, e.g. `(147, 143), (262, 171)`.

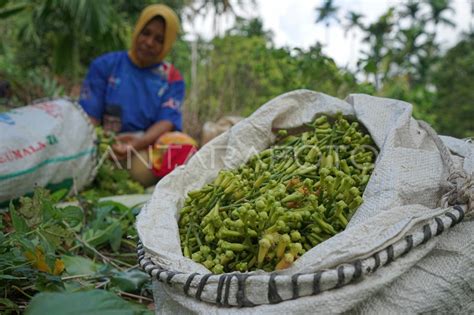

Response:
(115, 134), (138, 145)
(112, 134), (139, 160)
(110, 120), (174, 160)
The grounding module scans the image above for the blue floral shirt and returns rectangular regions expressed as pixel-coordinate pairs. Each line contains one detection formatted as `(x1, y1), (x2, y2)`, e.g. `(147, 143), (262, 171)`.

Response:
(79, 51), (184, 132)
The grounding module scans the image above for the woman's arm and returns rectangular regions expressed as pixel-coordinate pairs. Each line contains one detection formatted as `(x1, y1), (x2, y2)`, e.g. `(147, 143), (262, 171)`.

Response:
(79, 54), (113, 123)
(112, 120), (174, 160)
(131, 120), (174, 151)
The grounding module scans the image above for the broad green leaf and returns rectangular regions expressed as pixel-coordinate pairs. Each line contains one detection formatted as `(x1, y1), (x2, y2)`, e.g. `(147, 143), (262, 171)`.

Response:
(43, 225), (73, 249)
(9, 203), (28, 234)
(34, 272), (64, 292)
(60, 206), (83, 227)
(62, 256), (101, 276)
(0, 4), (26, 19)
(84, 215), (125, 249)
(82, 227), (112, 248)
(63, 280), (94, 292)
(17, 189), (49, 227)
(97, 200), (130, 213)
(363, 59), (377, 74)
(109, 225), (123, 252)
(50, 189), (69, 203)
(90, 205), (115, 229)
(41, 199), (61, 223)
(25, 290), (151, 315)
(111, 270), (150, 293)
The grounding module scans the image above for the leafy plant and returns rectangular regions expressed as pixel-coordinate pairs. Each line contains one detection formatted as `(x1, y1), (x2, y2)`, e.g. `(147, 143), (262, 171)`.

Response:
(79, 128), (145, 199)
(432, 32), (474, 138)
(25, 290), (151, 315)
(0, 188), (152, 314)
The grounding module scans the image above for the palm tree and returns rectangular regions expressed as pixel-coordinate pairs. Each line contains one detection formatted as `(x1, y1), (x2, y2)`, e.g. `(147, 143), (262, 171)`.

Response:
(400, 0), (421, 20)
(393, 24), (427, 84)
(228, 17), (274, 42)
(358, 8), (395, 90)
(315, 0), (340, 45)
(424, 0), (455, 29)
(414, 33), (439, 85)
(184, 0), (255, 107)
(396, 0), (453, 86)
(343, 11), (364, 36)
(343, 11), (364, 68)
(186, 0), (254, 34)
(393, 1), (433, 87)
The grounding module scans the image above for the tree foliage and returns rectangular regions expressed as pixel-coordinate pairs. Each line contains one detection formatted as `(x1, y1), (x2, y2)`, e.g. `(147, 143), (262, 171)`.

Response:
(186, 33), (363, 133)
(432, 32), (474, 138)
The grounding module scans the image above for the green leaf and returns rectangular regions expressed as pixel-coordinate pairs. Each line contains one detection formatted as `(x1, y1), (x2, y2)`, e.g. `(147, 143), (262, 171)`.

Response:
(109, 225), (123, 252)
(42, 225), (73, 249)
(0, 4), (27, 19)
(97, 200), (130, 213)
(50, 189), (69, 203)
(62, 256), (101, 276)
(363, 59), (377, 74)
(16, 237), (36, 254)
(90, 205), (115, 229)
(63, 280), (94, 292)
(41, 200), (61, 223)
(111, 270), (150, 293)
(82, 228), (111, 248)
(60, 206), (83, 227)
(17, 189), (49, 227)
(9, 202), (28, 234)
(0, 274), (26, 280)
(25, 290), (151, 315)
(35, 273), (64, 292)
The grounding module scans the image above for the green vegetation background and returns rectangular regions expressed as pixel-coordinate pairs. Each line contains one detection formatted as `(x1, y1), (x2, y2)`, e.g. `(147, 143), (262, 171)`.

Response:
(0, 0), (472, 139)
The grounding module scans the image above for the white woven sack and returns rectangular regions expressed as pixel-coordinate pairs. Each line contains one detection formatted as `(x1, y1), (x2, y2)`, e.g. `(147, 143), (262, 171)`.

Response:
(136, 90), (474, 314)
(0, 98), (97, 205)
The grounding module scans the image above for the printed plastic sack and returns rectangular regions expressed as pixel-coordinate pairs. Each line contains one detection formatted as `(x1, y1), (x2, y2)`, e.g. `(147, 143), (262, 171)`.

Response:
(0, 98), (96, 206)
(136, 90), (473, 314)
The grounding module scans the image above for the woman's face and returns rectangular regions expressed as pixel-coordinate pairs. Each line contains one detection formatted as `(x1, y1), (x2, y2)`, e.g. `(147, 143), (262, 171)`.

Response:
(135, 18), (165, 66)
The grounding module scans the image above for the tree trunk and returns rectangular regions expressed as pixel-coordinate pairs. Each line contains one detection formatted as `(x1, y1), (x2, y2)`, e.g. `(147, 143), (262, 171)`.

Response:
(191, 38), (198, 103)
(325, 23), (330, 46)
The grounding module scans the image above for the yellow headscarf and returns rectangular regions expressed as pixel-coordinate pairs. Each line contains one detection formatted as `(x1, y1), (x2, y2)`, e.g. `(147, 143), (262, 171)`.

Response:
(128, 4), (180, 67)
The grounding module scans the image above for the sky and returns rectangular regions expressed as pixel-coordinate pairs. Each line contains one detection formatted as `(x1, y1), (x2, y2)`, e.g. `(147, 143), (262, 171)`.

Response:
(182, 0), (473, 69)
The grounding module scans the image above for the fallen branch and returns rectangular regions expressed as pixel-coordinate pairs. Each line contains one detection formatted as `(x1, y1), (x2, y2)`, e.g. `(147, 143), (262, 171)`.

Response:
(117, 291), (153, 303)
